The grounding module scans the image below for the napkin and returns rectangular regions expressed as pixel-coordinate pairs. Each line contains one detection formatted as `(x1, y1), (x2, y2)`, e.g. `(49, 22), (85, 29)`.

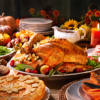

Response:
(82, 72), (100, 100)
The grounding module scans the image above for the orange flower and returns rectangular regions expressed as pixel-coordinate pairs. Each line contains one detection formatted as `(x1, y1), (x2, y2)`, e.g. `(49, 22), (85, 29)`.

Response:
(92, 9), (97, 13)
(44, 14), (50, 19)
(85, 16), (91, 25)
(16, 18), (19, 27)
(40, 10), (46, 16)
(54, 16), (58, 19)
(53, 20), (59, 26)
(95, 11), (100, 17)
(50, 17), (53, 20)
(86, 10), (93, 16)
(29, 8), (35, 13)
(48, 10), (52, 15)
(16, 18), (19, 23)
(53, 10), (59, 17)
(60, 18), (65, 23)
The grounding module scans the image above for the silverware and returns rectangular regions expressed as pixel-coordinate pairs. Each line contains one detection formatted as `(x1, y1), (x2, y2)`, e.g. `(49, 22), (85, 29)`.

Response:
(83, 82), (100, 88)
(93, 73), (100, 84)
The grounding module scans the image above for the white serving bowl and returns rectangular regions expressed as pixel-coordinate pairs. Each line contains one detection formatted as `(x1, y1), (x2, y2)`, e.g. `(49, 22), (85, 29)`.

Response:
(0, 48), (15, 60)
(19, 18), (53, 32)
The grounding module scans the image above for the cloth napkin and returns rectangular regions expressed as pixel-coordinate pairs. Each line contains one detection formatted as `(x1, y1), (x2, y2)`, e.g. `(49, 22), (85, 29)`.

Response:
(82, 72), (100, 100)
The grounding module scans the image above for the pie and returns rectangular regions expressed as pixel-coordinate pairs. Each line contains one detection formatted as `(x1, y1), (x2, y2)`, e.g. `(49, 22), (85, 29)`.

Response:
(0, 74), (45, 100)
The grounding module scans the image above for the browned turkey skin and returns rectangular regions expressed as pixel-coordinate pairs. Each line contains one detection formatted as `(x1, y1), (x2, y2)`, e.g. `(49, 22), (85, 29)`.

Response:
(16, 33), (93, 73)
(31, 38), (88, 66)
(57, 62), (93, 72)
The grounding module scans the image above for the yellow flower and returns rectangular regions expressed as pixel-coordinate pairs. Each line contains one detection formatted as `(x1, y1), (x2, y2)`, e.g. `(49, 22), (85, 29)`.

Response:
(63, 19), (78, 30)
(29, 8), (35, 13)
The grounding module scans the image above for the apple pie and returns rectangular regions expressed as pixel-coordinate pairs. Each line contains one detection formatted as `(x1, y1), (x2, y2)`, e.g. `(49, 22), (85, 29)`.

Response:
(0, 74), (45, 100)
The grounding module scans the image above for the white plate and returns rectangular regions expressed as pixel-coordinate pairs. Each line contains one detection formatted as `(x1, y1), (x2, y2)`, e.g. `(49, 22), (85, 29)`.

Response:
(19, 18), (52, 32)
(86, 48), (100, 61)
(78, 86), (94, 100)
(7, 60), (100, 80)
(35, 29), (54, 35)
(0, 48), (15, 59)
(86, 48), (94, 56)
(20, 18), (52, 24)
(42, 87), (50, 100)
(66, 79), (89, 100)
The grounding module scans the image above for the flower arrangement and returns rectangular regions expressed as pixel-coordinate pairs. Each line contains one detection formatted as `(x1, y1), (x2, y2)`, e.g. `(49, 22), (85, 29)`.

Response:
(29, 6), (65, 26)
(81, 9), (100, 27)
(29, 8), (35, 17)
(60, 19), (80, 30)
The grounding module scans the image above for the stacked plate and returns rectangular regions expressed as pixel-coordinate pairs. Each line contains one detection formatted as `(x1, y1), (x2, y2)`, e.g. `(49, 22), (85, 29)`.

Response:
(19, 18), (53, 35)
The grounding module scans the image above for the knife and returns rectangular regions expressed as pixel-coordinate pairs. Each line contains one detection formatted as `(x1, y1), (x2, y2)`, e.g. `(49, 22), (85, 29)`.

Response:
(84, 82), (100, 89)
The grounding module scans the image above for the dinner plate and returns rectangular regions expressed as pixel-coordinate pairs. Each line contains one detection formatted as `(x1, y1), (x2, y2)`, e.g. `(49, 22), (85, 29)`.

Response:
(20, 18), (52, 24)
(66, 79), (89, 100)
(19, 18), (52, 32)
(86, 48), (94, 56)
(78, 86), (94, 100)
(7, 61), (100, 80)
(7, 48), (100, 80)
(34, 29), (54, 35)
(86, 48), (100, 61)
(42, 87), (50, 100)
(0, 48), (15, 60)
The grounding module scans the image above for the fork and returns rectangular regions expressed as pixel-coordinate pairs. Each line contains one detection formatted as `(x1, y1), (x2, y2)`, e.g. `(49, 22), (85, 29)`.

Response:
(93, 73), (100, 84)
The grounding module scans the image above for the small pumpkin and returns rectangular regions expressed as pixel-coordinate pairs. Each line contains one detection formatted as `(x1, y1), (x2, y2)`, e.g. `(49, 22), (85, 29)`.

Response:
(0, 33), (11, 45)
(0, 25), (13, 36)
(0, 13), (16, 31)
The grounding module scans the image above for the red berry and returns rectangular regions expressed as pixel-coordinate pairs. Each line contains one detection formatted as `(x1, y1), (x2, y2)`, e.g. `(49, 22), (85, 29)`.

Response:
(87, 56), (91, 59)
(25, 68), (31, 73)
(17, 37), (21, 42)
(90, 57), (94, 60)
(75, 68), (80, 73)
(60, 69), (66, 73)
(15, 38), (21, 43)
(79, 68), (83, 72)
(31, 69), (37, 73)
(10, 60), (15, 66)
(24, 36), (29, 39)
(94, 58), (99, 63)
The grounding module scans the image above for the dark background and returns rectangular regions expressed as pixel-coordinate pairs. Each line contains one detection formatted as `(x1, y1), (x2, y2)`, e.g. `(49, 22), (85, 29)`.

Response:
(0, 0), (100, 21)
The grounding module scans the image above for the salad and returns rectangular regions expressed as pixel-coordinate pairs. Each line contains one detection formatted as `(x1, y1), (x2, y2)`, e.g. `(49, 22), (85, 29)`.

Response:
(0, 46), (14, 56)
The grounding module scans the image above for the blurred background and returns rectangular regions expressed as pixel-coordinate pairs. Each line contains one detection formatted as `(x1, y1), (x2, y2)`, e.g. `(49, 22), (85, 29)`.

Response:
(0, 0), (100, 21)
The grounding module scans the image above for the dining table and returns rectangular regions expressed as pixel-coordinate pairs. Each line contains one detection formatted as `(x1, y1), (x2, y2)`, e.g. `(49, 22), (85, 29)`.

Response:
(4, 37), (94, 100)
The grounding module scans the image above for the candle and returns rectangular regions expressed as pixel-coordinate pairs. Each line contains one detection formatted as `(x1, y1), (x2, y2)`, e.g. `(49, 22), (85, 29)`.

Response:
(90, 23), (100, 47)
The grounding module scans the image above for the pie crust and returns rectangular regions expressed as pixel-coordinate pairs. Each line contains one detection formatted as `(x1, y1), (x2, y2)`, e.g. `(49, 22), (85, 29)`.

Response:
(0, 74), (45, 100)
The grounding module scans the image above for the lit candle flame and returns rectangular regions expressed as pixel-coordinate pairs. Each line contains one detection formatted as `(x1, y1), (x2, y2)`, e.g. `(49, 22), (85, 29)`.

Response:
(97, 23), (99, 29)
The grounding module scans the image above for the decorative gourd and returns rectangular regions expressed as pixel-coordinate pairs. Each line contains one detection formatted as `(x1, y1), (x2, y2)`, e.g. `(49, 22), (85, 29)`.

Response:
(0, 25), (13, 36)
(0, 13), (16, 31)
(0, 33), (11, 45)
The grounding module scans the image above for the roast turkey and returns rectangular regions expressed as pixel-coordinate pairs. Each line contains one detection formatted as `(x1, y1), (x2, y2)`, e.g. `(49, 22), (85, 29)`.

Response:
(13, 33), (93, 72)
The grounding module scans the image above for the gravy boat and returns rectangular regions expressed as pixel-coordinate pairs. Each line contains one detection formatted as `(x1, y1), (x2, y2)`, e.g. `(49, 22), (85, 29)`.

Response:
(52, 26), (86, 43)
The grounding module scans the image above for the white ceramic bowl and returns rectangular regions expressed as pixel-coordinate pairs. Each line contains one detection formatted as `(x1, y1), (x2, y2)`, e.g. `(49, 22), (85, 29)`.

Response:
(0, 48), (15, 60)
(19, 18), (53, 32)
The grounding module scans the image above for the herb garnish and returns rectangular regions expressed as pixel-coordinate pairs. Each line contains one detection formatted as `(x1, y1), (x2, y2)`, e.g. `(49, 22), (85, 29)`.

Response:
(87, 56), (100, 68)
